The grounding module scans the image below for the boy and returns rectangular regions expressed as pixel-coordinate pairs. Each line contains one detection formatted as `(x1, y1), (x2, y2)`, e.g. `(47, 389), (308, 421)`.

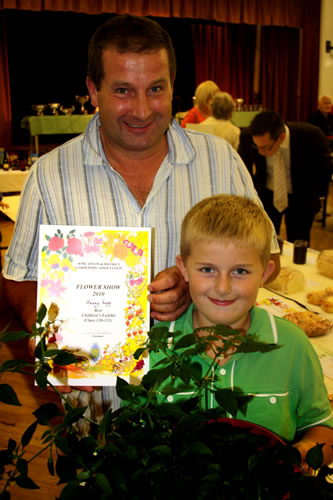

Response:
(151, 194), (333, 467)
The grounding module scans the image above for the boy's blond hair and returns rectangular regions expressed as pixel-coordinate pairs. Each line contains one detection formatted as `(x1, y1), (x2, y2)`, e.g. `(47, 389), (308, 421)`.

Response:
(180, 195), (272, 266)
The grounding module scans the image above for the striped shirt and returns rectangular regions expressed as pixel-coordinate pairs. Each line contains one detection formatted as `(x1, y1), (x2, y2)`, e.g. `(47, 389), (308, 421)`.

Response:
(3, 114), (278, 281)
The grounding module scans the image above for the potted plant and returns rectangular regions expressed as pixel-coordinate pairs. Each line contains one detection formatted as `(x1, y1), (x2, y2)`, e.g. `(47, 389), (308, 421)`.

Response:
(1, 303), (333, 499)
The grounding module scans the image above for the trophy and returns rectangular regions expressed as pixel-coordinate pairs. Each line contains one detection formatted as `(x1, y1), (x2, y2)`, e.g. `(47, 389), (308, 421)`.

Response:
(49, 103), (61, 115)
(75, 95), (89, 115)
(60, 105), (75, 116)
(236, 98), (244, 112)
(32, 104), (47, 116)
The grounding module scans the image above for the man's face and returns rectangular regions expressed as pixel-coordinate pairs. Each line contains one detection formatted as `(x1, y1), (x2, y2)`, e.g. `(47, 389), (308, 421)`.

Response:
(319, 97), (332, 115)
(87, 47), (174, 156)
(251, 131), (285, 157)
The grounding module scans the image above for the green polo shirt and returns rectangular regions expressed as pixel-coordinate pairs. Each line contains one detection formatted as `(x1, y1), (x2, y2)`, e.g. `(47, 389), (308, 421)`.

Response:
(150, 304), (333, 442)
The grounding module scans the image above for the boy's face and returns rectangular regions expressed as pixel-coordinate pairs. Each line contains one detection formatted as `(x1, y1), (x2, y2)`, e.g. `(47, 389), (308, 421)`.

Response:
(176, 240), (274, 331)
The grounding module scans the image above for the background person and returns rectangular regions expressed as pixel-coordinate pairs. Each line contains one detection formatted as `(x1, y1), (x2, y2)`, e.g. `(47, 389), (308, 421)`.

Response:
(181, 80), (220, 128)
(238, 110), (331, 244)
(308, 95), (333, 138)
(203, 91), (240, 150)
(2, 15), (280, 432)
(151, 194), (333, 468)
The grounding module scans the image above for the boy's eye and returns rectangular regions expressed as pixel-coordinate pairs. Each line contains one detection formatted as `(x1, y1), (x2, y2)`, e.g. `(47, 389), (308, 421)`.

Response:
(200, 267), (214, 274)
(233, 268), (248, 276)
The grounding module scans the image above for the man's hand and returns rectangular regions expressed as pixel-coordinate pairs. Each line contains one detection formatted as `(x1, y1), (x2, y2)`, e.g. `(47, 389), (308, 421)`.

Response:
(148, 265), (191, 321)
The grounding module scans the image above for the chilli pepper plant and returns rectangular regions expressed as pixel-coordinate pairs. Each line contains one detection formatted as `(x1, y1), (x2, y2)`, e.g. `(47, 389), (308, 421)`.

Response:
(0, 303), (333, 499)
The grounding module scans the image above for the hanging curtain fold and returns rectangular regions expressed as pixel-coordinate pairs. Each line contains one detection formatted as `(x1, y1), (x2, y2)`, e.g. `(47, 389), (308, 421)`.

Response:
(260, 26), (300, 120)
(0, 0), (304, 26)
(192, 23), (256, 105)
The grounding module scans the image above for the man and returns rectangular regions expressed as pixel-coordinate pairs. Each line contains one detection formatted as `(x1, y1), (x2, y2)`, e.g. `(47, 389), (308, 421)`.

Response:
(308, 95), (333, 139)
(238, 110), (331, 243)
(2, 15), (280, 426)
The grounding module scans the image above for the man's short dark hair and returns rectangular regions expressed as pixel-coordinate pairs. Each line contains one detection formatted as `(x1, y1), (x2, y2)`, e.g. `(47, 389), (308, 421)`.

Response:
(248, 111), (285, 139)
(87, 14), (176, 90)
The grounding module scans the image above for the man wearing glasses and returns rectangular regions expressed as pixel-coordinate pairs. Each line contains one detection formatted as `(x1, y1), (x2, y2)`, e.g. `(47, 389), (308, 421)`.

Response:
(238, 110), (331, 244)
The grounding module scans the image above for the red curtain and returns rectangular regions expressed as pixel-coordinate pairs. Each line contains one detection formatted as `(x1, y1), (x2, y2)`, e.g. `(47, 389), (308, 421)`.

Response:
(0, 0), (304, 26)
(260, 26), (300, 121)
(192, 23), (256, 105)
(0, 12), (11, 148)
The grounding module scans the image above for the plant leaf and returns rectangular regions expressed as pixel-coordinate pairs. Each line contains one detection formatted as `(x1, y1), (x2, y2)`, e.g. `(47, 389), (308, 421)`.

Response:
(21, 421), (38, 447)
(306, 442), (324, 470)
(35, 367), (49, 390)
(47, 457), (55, 476)
(188, 441), (213, 456)
(15, 474), (40, 489)
(174, 333), (196, 349)
(0, 359), (31, 373)
(36, 303), (47, 325)
(33, 402), (63, 425)
(0, 330), (30, 343)
(95, 473), (113, 494)
(63, 407), (87, 426)
(53, 351), (79, 366)
(0, 384), (21, 406)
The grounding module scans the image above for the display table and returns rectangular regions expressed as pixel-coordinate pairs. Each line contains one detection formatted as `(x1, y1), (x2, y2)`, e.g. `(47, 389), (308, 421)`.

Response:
(257, 241), (333, 394)
(0, 169), (29, 193)
(232, 111), (259, 128)
(20, 115), (94, 155)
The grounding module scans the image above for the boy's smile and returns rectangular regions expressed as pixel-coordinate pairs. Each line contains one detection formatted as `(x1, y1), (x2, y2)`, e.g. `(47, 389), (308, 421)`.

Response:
(177, 240), (274, 332)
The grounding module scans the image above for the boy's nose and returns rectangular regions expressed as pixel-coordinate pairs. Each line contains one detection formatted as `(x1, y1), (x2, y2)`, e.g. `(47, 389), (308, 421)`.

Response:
(215, 274), (231, 295)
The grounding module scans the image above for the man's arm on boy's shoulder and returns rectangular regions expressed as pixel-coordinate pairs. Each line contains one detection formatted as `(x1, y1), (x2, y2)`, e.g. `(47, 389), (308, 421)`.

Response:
(293, 425), (333, 468)
(3, 277), (37, 335)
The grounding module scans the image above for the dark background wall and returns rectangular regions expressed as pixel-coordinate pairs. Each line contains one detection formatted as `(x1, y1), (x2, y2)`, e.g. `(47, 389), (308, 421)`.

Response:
(5, 9), (196, 145)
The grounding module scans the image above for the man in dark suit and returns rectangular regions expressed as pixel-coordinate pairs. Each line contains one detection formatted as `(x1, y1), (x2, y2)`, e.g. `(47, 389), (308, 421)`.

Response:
(238, 111), (331, 244)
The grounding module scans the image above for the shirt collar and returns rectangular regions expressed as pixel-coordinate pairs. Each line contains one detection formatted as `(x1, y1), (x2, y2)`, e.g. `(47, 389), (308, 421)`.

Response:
(83, 113), (196, 167)
(279, 124), (289, 151)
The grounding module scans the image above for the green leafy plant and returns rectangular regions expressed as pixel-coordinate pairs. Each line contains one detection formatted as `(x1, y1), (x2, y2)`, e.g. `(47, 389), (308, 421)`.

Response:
(0, 304), (333, 499)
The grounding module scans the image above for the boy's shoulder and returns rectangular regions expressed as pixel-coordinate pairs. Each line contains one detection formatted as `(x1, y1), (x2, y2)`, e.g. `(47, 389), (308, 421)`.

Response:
(252, 306), (312, 347)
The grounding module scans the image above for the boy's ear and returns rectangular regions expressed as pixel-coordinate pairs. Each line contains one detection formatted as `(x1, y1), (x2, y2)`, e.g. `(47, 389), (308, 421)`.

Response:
(261, 259), (275, 286)
(176, 255), (189, 283)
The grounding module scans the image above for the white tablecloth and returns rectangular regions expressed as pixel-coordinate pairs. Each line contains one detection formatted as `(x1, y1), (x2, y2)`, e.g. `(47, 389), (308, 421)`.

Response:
(258, 241), (333, 394)
(0, 170), (29, 193)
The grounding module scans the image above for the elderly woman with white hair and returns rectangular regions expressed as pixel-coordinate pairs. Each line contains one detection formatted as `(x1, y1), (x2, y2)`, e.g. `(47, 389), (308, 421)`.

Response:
(181, 80), (219, 128)
(202, 91), (241, 150)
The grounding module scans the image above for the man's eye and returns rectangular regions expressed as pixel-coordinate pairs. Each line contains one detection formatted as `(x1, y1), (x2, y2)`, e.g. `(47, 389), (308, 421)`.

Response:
(150, 86), (161, 93)
(115, 88), (128, 95)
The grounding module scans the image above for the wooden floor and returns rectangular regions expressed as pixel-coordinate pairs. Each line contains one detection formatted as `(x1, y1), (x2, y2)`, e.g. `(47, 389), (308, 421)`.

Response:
(1, 181), (333, 498)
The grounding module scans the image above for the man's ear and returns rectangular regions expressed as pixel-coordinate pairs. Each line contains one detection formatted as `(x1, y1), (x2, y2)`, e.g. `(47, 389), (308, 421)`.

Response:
(261, 259), (275, 286)
(176, 255), (189, 283)
(86, 77), (98, 108)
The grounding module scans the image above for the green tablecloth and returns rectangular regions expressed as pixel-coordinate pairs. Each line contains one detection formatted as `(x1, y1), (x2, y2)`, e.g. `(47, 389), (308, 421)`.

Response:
(20, 115), (94, 136)
(231, 111), (259, 128)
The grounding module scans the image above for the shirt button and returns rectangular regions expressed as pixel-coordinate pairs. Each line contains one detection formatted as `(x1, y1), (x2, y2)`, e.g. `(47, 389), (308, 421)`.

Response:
(167, 395), (174, 402)
(269, 396), (277, 404)
(220, 368), (226, 375)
